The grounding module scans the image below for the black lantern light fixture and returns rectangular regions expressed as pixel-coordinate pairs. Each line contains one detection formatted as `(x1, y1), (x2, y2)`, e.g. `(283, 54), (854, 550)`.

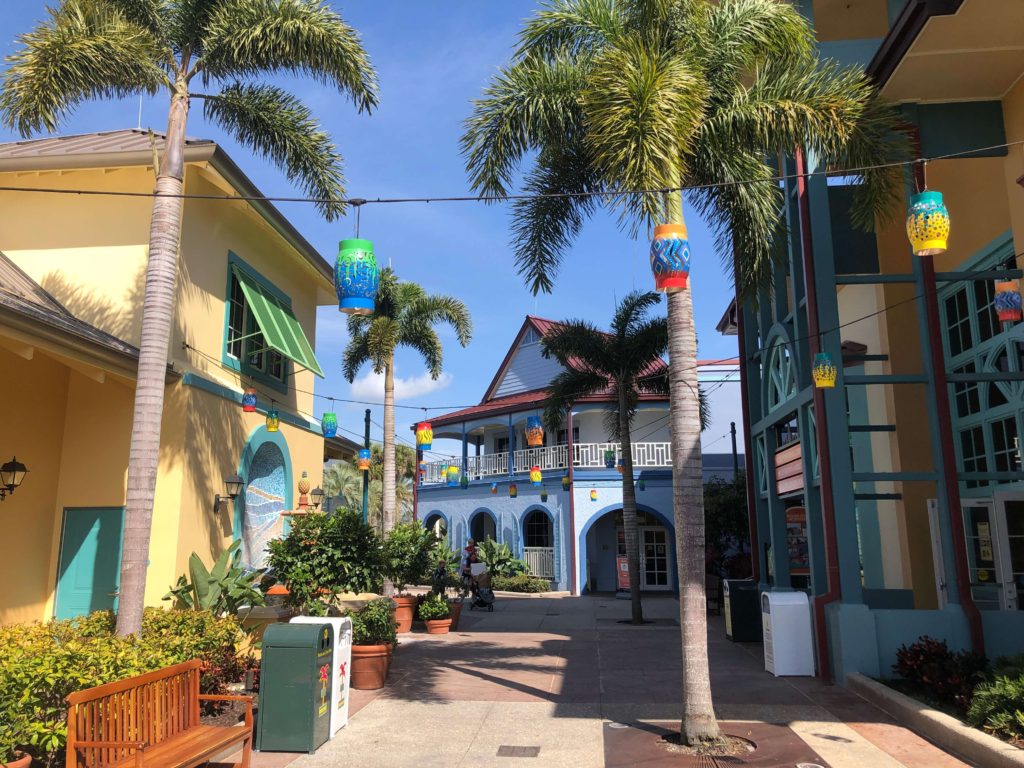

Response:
(215, 473), (245, 511)
(310, 486), (324, 510)
(0, 456), (28, 501)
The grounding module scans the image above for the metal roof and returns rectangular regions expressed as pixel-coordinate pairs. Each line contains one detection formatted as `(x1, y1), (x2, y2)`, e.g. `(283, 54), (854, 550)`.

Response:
(0, 128), (212, 160)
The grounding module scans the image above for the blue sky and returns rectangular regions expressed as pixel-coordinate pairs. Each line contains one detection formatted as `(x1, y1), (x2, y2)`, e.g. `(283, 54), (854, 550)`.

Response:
(0, 1), (744, 458)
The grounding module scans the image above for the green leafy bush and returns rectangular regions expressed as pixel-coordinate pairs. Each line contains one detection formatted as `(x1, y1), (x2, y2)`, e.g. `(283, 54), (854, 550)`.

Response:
(968, 674), (1024, 744)
(164, 539), (265, 616)
(893, 635), (986, 714)
(266, 510), (383, 613)
(492, 573), (551, 593)
(382, 522), (434, 593)
(347, 598), (397, 646)
(476, 539), (527, 577)
(0, 609), (245, 766)
(418, 593), (451, 620)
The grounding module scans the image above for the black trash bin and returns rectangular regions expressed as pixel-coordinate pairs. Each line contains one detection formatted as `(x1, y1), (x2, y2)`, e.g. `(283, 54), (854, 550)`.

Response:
(723, 579), (763, 642)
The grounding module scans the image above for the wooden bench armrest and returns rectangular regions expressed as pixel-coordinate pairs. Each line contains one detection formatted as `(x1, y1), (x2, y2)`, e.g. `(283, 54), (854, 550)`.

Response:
(198, 693), (254, 728)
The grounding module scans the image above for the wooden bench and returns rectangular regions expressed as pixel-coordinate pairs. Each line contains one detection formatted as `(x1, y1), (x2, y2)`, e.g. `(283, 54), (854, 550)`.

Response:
(66, 659), (253, 768)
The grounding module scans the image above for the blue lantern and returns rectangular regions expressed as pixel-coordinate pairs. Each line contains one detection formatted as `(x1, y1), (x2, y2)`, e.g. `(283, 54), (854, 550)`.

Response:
(321, 412), (338, 438)
(336, 238), (379, 315)
(357, 449), (371, 471)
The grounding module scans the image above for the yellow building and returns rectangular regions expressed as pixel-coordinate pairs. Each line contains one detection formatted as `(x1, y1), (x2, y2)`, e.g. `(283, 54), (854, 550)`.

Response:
(0, 129), (355, 625)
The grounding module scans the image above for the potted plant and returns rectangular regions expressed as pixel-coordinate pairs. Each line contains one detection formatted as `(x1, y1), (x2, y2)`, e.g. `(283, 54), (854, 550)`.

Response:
(348, 598), (398, 690)
(382, 523), (434, 633)
(418, 593), (452, 635)
(1, 714), (31, 767)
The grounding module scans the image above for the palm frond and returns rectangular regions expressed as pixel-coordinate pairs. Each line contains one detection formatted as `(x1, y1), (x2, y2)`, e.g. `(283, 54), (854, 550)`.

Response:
(540, 319), (610, 373)
(365, 316), (400, 375)
(582, 33), (707, 230)
(202, 83), (346, 220)
(515, 0), (625, 59)
(0, 0), (168, 136)
(462, 51), (588, 197)
(699, 386), (710, 432)
(510, 143), (599, 294)
(341, 328), (371, 383)
(610, 290), (661, 340)
(542, 367), (609, 432)
(167, 0), (220, 53)
(398, 323), (443, 379)
(105, 0), (167, 40)
(621, 317), (668, 380)
(200, 0), (377, 112)
(410, 295), (473, 348)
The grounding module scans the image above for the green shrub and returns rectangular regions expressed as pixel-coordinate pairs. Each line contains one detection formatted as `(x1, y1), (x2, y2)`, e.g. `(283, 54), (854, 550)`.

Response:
(0, 608), (245, 767)
(382, 522), (434, 593)
(347, 598), (397, 646)
(492, 573), (551, 593)
(163, 539), (265, 616)
(476, 539), (527, 577)
(418, 593), (450, 620)
(893, 635), (987, 714)
(266, 510), (383, 613)
(968, 674), (1024, 743)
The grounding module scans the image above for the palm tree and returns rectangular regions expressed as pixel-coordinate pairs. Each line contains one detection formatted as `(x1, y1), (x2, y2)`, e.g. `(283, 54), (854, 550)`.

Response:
(343, 269), (472, 566)
(1, 0), (377, 636)
(323, 460), (363, 512)
(461, 0), (904, 743)
(541, 291), (671, 626)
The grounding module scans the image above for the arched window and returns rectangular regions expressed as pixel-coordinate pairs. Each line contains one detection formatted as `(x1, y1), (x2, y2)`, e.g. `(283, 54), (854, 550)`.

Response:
(766, 338), (797, 412)
(524, 510), (552, 548)
(470, 510), (496, 542)
(423, 513), (447, 540)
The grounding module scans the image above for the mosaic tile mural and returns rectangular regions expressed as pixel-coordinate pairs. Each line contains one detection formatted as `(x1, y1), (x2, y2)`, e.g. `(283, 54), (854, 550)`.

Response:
(242, 442), (287, 570)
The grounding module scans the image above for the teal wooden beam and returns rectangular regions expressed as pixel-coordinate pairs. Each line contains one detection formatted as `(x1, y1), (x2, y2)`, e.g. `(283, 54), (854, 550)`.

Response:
(947, 372), (1024, 382)
(844, 354), (890, 362)
(835, 274), (915, 284)
(855, 493), (903, 501)
(845, 374), (928, 384)
(936, 269), (1023, 282)
(960, 472), (1024, 481)
(848, 424), (897, 432)
(852, 471), (937, 482)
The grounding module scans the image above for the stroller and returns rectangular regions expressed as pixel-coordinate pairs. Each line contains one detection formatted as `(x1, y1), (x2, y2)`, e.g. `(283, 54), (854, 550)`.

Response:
(467, 564), (495, 611)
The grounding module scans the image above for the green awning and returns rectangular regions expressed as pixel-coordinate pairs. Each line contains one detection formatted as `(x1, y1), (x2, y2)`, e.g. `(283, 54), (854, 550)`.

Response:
(233, 267), (324, 378)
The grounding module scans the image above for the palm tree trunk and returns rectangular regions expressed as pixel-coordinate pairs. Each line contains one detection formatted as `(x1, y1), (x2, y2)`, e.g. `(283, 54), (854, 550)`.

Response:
(382, 354), (397, 595)
(619, 390), (644, 624)
(665, 193), (719, 743)
(115, 91), (189, 636)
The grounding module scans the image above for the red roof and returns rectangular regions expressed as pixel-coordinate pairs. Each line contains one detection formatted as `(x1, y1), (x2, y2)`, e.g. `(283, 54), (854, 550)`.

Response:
(428, 315), (669, 429)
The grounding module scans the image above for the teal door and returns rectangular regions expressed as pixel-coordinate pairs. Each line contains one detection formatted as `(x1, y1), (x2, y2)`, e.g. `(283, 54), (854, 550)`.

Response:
(55, 508), (124, 620)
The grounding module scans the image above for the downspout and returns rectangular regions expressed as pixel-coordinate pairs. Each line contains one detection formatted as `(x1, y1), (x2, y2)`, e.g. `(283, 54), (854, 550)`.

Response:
(567, 406), (578, 595)
(908, 142), (984, 652)
(734, 263), (760, 582)
(795, 148), (842, 683)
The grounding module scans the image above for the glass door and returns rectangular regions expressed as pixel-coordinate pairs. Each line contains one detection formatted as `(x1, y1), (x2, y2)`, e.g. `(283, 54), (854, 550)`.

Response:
(962, 500), (1002, 610)
(993, 495), (1024, 611)
(640, 527), (670, 591)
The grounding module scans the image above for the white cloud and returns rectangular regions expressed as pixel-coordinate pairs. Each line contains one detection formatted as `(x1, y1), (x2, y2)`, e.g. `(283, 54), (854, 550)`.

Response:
(350, 369), (453, 402)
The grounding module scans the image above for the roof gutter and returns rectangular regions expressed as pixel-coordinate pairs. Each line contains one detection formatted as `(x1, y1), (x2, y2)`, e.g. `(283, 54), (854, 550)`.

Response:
(866, 0), (964, 87)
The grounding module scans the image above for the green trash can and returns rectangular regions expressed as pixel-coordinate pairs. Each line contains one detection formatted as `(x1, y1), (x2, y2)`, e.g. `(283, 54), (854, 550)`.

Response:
(256, 622), (334, 753)
(723, 579), (762, 642)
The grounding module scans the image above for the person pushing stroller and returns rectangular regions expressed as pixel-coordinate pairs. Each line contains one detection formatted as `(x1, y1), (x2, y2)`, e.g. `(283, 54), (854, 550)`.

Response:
(465, 551), (495, 611)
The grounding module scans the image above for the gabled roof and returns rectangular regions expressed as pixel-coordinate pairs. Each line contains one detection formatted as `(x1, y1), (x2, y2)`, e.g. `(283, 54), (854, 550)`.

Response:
(428, 315), (669, 430)
(0, 129), (332, 288)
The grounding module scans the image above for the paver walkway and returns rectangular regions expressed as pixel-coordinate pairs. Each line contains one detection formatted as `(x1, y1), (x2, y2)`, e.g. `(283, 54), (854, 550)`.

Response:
(229, 593), (972, 768)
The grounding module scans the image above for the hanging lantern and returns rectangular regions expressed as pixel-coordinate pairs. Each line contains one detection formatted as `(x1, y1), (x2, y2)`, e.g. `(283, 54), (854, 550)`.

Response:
(321, 412), (338, 438)
(994, 280), (1022, 322)
(335, 238), (380, 315)
(812, 352), (837, 389)
(416, 422), (433, 451)
(266, 408), (280, 432)
(509, 483), (518, 499)
(357, 448), (372, 471)
(603, 449), (616, 469)
(562, 474), (571, 491)
(650, 223), (691, 292)
(460, 475), (469, 490)
(540, 487), (548, 503)
(530, 466), (542, 487)
(906, 190), (950, 256)
(525, 416), (544, 447)
(616, 458), (624, 474)
(590, 489), (598, 502)
(638, 478), (646, 491)
(242, 387), (257, 413)
(447, 466), (460, 487)
(490, 482), (498, 495)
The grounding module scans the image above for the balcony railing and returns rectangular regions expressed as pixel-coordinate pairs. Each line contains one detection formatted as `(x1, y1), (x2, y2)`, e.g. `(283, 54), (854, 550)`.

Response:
(523, 547), (555, 579)
(419, 442), (672, 486)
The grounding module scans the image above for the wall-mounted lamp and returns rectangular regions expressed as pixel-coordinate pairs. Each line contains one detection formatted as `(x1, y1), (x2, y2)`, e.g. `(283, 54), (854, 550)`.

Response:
(310, 486), (324, 510)
(215, 473), (245, 511)
(0, 456), (28, 501)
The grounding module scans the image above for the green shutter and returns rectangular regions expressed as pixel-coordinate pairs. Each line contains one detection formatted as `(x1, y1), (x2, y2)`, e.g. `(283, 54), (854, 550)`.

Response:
(233, 267), (324, 378)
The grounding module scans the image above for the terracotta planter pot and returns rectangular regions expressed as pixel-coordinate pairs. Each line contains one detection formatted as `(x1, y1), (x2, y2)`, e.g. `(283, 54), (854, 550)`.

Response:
(448, 600), (463, 631)
(393, 595), (417, 633)
(2, 754), (31, 768)
(351, 644), (390, 690)
(424, 618), (452, 635)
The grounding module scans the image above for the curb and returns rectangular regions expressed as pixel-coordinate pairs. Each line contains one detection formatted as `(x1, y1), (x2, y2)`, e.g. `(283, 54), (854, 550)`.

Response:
(492, 590), (571, 598)
(847, 672), (1024, 768)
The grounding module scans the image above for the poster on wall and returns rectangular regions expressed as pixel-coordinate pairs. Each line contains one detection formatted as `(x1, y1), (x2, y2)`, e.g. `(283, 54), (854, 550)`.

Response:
(616, 557), (630, 591)
(786, 506), (810, 576)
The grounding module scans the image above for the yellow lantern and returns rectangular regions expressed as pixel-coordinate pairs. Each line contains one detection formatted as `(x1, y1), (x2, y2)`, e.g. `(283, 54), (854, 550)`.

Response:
(812, 352), (837, 389)
(266, 408), (280, 432)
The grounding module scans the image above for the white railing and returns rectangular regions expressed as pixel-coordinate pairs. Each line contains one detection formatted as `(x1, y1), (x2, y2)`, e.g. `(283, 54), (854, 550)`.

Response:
(523, 547), (555, 579)
(418, 442), (672, 486)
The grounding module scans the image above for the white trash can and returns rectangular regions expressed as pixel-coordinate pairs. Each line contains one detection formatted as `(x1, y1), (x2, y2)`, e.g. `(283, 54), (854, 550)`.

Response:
(290, 616), (352, 737)
(760, 591), (815, 676)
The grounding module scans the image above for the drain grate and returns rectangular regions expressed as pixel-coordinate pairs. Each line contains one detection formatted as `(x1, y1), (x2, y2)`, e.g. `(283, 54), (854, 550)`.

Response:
(496, 745), (541, 758)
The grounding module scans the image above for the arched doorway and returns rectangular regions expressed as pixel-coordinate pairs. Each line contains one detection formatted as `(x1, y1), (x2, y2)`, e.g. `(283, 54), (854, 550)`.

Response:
(470, 509), (496, 542)
(522, 508), (554, 579)
(240, 440), (288, 570)
(423, 512), (448, 541)
(582, 508), (674, 593)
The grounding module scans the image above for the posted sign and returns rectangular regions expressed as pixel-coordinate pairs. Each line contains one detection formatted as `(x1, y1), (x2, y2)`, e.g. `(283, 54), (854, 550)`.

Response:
(616, 557), (630, 590)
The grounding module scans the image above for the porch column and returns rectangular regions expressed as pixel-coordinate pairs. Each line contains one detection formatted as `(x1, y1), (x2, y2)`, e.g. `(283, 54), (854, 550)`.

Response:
(508, 413), (516, 478)
(461, 422), (468, 478)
